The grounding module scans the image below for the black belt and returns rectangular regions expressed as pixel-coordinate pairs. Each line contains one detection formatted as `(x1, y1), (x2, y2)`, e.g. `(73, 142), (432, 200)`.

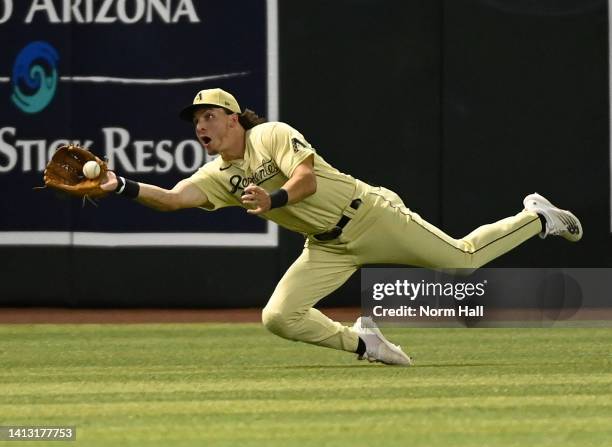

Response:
(313, 199), (362, 241)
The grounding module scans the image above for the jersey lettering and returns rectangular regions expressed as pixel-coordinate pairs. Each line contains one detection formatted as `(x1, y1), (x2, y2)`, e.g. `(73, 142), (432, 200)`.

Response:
(228, 158), (280, 193)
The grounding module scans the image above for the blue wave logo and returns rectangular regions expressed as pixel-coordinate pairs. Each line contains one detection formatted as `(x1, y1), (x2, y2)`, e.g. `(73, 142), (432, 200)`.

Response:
(11, 41), (59, 114)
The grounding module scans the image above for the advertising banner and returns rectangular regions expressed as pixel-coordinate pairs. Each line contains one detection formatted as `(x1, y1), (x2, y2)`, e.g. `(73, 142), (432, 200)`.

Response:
(0, 0), (278, 246)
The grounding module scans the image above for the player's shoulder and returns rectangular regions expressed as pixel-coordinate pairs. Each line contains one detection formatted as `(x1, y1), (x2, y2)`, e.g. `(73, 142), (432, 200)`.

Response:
(248, 121), (296, 138)
(192, 155), (224, 177)
(248, 121), (303, 148)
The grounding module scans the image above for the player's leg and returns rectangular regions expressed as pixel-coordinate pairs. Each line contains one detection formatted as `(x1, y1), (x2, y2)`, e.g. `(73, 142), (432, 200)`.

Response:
(262, 244), (411, 365)
(399, 208), (542, 268)
(262, 242), (411, 366)
(352, 187), (578, 268)
(261, 246), (360, 352)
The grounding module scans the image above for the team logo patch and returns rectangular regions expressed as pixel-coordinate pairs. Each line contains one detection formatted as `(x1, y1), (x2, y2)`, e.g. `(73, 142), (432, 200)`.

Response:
(291, 137), (307, 152)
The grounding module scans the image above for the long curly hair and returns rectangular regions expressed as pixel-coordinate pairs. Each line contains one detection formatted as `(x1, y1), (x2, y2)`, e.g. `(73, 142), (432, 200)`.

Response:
(228, 108), (267, 129)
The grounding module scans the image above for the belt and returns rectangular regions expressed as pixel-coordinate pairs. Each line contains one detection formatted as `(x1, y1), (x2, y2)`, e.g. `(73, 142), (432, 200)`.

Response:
(313, 199), (362, 241)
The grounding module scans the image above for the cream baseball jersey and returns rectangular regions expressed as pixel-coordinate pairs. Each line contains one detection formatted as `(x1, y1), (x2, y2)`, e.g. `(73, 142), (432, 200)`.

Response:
(186, 122), (358, 235)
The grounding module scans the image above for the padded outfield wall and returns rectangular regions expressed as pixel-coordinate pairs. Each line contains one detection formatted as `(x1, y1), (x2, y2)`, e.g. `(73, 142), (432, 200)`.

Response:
(0, 0), (609, 307)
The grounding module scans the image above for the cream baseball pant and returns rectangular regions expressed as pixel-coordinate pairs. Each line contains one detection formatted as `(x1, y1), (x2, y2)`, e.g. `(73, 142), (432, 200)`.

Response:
(262, 181), (542, 353)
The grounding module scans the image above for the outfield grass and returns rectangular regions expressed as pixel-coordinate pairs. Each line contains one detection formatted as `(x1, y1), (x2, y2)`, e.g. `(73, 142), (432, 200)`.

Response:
(0, 323), (611, 447)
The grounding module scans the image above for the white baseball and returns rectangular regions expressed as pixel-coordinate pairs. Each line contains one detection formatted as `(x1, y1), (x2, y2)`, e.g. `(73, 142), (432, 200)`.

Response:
(83, 160), (101, 179)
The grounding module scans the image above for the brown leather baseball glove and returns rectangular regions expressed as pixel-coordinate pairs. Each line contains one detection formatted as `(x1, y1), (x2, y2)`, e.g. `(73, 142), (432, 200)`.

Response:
(43, 144), (110, 198)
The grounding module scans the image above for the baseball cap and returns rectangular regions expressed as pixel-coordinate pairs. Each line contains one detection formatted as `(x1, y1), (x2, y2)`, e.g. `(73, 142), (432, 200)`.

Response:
(179, 88), (241, 121)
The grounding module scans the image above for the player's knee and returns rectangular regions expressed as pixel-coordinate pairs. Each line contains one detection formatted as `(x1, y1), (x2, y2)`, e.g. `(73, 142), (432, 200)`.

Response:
(462, 252), (483, 269)
(451, 240), (482, 269)
(261, 307), (294, 339)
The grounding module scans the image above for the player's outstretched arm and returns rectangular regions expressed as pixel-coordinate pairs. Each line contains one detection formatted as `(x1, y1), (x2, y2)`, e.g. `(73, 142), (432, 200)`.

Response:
(100, 171), (209, 211)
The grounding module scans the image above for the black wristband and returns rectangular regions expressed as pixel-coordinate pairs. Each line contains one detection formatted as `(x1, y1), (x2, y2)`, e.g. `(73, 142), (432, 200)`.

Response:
(269, 188), (289, 209)
(115, 176), (140, 199)
(114, 176), (125, 193)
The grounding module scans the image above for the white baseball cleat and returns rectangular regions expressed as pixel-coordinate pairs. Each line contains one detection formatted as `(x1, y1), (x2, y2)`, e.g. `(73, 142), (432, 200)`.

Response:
(523, 193), (583, 242)
(352, 316), (412, 366)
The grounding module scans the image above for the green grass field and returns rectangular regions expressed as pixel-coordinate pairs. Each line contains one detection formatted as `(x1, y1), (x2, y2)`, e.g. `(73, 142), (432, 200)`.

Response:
(1, 323), (611, 447)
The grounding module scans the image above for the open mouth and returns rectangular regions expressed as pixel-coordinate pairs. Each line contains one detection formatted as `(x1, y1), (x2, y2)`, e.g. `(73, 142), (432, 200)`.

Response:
(202, 136), (211, 145)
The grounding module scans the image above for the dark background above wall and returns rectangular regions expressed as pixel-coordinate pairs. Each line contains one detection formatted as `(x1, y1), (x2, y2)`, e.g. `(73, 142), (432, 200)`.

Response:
(0, 0), (609, 308)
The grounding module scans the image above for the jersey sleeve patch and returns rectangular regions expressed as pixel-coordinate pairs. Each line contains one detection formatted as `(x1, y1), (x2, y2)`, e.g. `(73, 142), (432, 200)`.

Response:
(267, 123), (315, 177)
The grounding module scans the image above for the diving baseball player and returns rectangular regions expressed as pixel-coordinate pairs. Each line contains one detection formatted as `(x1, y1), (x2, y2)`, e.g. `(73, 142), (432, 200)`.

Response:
(95, 88), (582, 366)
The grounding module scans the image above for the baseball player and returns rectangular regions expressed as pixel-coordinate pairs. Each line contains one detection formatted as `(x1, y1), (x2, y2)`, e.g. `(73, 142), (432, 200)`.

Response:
(98, 88), (582, 366)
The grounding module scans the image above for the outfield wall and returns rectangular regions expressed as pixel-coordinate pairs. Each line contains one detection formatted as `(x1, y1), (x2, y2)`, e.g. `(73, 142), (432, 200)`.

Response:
(0, 0), (609, 307)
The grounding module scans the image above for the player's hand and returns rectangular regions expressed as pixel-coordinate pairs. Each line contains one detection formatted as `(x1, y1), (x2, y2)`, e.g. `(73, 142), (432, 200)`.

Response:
(241, 183), (271, 215)
(100, 170), (118, 192)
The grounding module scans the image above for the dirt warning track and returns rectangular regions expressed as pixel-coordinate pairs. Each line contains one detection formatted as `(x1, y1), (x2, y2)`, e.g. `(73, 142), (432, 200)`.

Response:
(0, 307), (362, 324)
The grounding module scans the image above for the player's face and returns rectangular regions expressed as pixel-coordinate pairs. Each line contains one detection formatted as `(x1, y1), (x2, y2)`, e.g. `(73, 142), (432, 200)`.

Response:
(192, 107), (233, 156)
